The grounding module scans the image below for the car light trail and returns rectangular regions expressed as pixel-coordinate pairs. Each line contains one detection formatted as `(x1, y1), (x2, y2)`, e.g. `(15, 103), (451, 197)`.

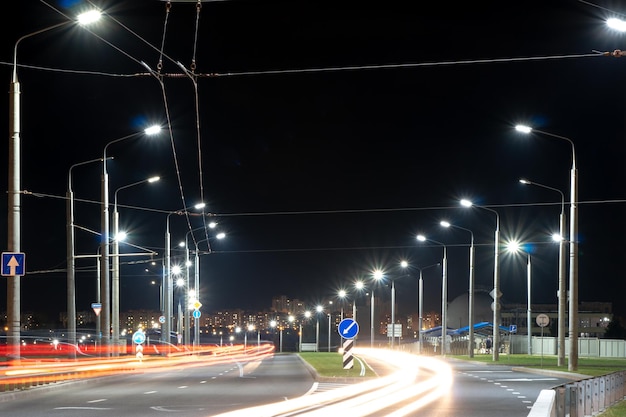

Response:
(209, 347), (453, 417)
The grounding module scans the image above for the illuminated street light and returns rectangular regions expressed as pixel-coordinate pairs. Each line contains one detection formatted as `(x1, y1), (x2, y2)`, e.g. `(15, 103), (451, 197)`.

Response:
(514, 124), (578, 371)
(112, 176), (160, 351)
(301, 311), (311, 352)
(506, 240), (533, 356)
(315, 305), (323, 351)
(101, 126), (162, 354)
(460, 199), (501, 361)
(8, 8), (101, 359)
(163, 203), (205, 343)
(180, 226), (226, 347)
(371, 271), (384, 348)
(417, 235), (448, 356)
(607, 17), (626, 32)
(415, 262), (440, 354)
(440, 220), (476, 357)
(519, 177), (567, 367)
(67, 157), (108, 359)
(354, 280), (364, 323)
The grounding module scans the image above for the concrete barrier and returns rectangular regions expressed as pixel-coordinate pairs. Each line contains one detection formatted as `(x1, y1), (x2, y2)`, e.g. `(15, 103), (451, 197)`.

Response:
(527, 389), (556, 417)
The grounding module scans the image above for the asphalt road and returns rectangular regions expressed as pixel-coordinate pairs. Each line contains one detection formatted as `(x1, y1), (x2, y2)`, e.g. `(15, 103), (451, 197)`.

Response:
(413, 358), (575, 417)
(0, 354), (576, 417)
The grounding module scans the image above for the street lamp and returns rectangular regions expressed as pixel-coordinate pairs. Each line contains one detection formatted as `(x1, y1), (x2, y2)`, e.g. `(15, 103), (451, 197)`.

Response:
(315, 305), (323, 352)
(519, 177), (567, 366)
(506, 241), (532, 356)
(111, 176), (160, 351)
(67, 157), (108, 359)
(415, 263), (440, 354)
(181, 227), (225, 348)
(301, 311), (311, 352)
(8, 9), (101, 360)
(327, 311), (332, 352)
(370, 271), (384, 348)
(337, 290), (347, 321)
(163, 203), (205, 344)
(460, 199), (501, 361)
(101, 125), (161, 354)
(514, 124), (578, 371)
(417, 235), (448, 356)
(440, 220), (476, 357)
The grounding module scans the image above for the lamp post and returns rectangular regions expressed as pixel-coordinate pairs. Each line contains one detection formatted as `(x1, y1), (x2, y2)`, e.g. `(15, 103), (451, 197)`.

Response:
(111, 176), (160, 351)
(67, 157), (107, 359)
(286, 315), (294, 352)
(163, 203), (205, 344)
(315, 305), (323, 352)
(460, 199), (501, 361)
(506, 241), (532, 355)
(416, 263), (440, 354)
(301, 311), (311, 352)
(353, 281), (364, 322)
(440, 220), (476, 357)
(337, 290), (347, 321)
(101, 125), (161, 354)
(519, 178), (567, 366)
(515, 124), (578, 371)
(8, 10), (101, 360)
(370, 272), (384, 348)
(327, 312), (332, 352)
(417, 235), (448, 356)
(182, 226), (225, 348)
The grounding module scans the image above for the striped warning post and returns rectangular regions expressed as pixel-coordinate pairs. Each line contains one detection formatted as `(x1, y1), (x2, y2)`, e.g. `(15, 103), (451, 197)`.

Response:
(343, 339), (354, 369)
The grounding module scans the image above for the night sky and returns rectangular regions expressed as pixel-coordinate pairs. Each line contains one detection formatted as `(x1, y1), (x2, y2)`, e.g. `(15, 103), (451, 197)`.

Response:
(2, 0), (626, 323)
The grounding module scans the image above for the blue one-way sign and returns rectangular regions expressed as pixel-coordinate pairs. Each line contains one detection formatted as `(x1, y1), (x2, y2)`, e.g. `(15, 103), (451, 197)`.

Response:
(2, 252), (25, 276)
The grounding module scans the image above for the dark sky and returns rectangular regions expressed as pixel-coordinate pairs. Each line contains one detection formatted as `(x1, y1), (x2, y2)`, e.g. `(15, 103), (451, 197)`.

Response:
(2, 0), (626, 322)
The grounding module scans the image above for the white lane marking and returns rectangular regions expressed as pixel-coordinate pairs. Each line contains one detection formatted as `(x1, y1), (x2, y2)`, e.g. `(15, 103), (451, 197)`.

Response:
(87, 399), (107, 403)
(144, 391), (157, 394)
(178, 385), (188, 389)
(497, 378), (558, 382)
(55, 407), (111, 410)
(470, 370), (514, 373)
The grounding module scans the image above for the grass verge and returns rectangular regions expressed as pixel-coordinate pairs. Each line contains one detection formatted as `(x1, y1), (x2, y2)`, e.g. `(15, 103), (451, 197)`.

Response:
(298, 352), (377, 378)
(450, 353), (626, 377)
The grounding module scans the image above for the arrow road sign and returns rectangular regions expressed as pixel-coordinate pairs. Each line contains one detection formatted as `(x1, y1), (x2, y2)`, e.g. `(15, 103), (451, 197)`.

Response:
(2, 252), (25, 276)
(338, 318), (359, 339)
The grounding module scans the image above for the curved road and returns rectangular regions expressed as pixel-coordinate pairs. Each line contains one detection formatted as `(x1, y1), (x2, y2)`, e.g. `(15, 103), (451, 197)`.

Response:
(0, 350), (576, 417)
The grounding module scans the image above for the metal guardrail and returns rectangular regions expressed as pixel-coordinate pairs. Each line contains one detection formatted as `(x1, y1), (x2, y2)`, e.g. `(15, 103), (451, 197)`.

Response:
(535, 371), (626, 417)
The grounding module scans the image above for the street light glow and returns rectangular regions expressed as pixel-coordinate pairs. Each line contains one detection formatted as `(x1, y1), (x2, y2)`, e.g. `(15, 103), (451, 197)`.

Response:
(77, 10), (102, 25)
(506, 240), (522, 253)
(607, 17), (626, 32)
(143, 125), (162, 135)
(515, 124), (533, 133)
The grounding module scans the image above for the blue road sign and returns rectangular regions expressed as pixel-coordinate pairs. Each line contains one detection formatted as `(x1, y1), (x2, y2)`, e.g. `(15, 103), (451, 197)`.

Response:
(192, 310), (201, 319)
(510, 324), (517, 333)
(132, 330), (146, 345)
(2, 252), (25, 276)
(338, 318), (359, 339)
